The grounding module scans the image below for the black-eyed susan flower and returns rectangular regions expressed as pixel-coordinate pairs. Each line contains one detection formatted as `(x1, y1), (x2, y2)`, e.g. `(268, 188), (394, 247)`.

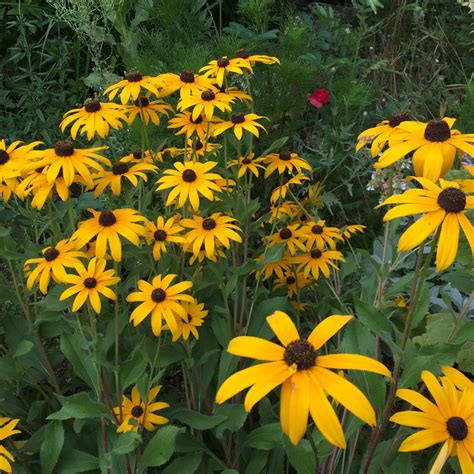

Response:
(267, 201), (300, 224)
(212, 113), (267, 140)
(185, 138), (221, 160)
(216, 310), (391, 446)
(164, 299), (208, 342)
(113, 385), (169, 433)
(178, 90), (234, 121)
(60, 257), (120, 313)
(72, 209), (146, 262)
(291, 246), (345, 280)
(60, 98), (128, 141)
(221, 86), (252, 105)
(228, 153), (266, 179)
(0, 417), (20, 472)
(156, 161), (223, 210)
(379, 177), (474, 271)
(264, 151), (312, 178)
(376, 118), (474, 181)
(158, 70), (216, 98)
(270, 173), (311, 204)
(93, 159), (157, 197)
(168, 112), (216, 141)
(391, 370), (473, 474)
(268, 224), (308, 255)
(121, 149), (156, 165)
(103, 70), (161, 105)
(127, 274), (194, 336)
(24, 239), (86, 295)
(234, 49), (280, 65)
(181, 213), (242, 260)
(126, 96), (173, 126)
(187, 243), (226, 265)
(255, 255), (291, 281)
(145, 216), (185, 260)
(302, 220), (343, 250)
(442, 366), (474, 391)
(340, 224), (366, 241)
(273, 271), (312, 297)
(199, 56), (253, 86)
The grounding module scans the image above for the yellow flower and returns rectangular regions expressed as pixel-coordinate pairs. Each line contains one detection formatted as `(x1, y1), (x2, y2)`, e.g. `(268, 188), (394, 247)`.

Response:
(273, 271), (313, 298)
(234, 49), (280, 65)
(375, 117), (474, 181)
(158, 70), (216, 98)
(60, 98), (127, 140)
(126, 96), (173, 126)
(268, 224), (308, 255)
(291, 246), (345, 280)
(264, 151), (312, 178)
(168, 112), (218, 141)
(199, 56), (253, 86)
(178, 90), (234, 121)
(441, 366), (474, 391)
(113, 385), (169, 433)
(103, 71), (161, 105)
(93, 159), (157, 197)
(340, 224), (366, 240)
(270, 173), (311, 204)
(0, 418), (21, 472)
(186, 243), (226, 265)
(216, 310), (390, 446)
(184, 138), (221, 160)
(127, 274), (194, 336)
(24, 239), (86, 295)
(394, 294), (408, 308)
(121, 149), (156, 165)
(212, 113), (267, 140)
(266, 201), (300, 224)
(391, 370), (473, 474)
(301, 220), (343, 250)
(164, 299), (208, 342)
(181, 213), (242, 260)
(379, 177), (474, 271)
(60, 257), (120, 313)
(156, 161), (223, 210)
(72, 208), (146, 262)
(145, 216), (185, 260)
(228, 153), (266, 179)
(255, 255), (290, 281)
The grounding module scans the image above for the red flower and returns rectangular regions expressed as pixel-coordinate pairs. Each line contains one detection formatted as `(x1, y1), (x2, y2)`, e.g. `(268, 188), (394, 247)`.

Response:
(309, 88), (330, 108)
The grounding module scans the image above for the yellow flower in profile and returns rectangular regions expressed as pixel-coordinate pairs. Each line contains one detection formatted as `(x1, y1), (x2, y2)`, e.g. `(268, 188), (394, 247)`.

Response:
(0, 417), (21, 472)
(234, 49), (280, 65)
(186, 243), (226, 265)
(60, 257), (120, 313)
(267, 201), (300, 224)
(216, 311), (391, 446)
(274, 271), (312, 298)
(178, 90), (234, 121)
(93, 159), (157, 197)
(291, 246), (345, 280)
(145, 216), (185, 260)
(24, 239), (86, 295)
(121, 149), (156, 165)
(270, 173), (310, 204)
(181, 213), (242, 260)
(264, 151), (312, 178)
(302, 220), (343, 250)
(60, 98), (127, 140)
(156, 161), (223, 210)
(158, 70), (216, 98)
(127, 274), (194, 336)
(375, 118), (474, 181)
(164, 299), (208, 342)
(356, 113), (410, 156)
(268, 224), (307, 255)
(103, 70), (161, 105)
(391, 370), (473, 474)
(212, 113), (267, 140)
(199, 56), (253, 86)
(126, 96), (173, 126)
(379, 177), (474, 271)
(340, 224), (366, 240)
(168, 112), (217, 141)
(72, 209), (146, 262)
(113, 385), (169, 433)
(228, 153), (266, 179)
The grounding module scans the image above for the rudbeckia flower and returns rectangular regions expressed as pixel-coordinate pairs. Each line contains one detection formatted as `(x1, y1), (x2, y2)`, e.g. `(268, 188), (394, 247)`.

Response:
(264, 151), (312, 178)
(72, 208), (146, 262)
(156, 161), (223, 210)
(103, 70), (161, 105)
(121, 149), (156, 164)
(216, 311), (391, 446)
(391, 370), (473, 474)
(178, 90), (234, 121)
(113, 385), (169, 433)
(126, 96), (173, 126)
(340, 224), (366, 241)
(273, 272), (313, 298)
(228, 153), (266, 179)
(268, 224), (308, 255)
(145, 216), (185, 260)
(234, 49), (280, 65)
(60, 257), (120, 313)
(291, 246), (345, 280)
(158, 70), (216, 98)
(60, 99), (128, 141)
(270, 173), (311, 204)
(199, 56), (253, 87)
(181, 213), (242, 259)
(267, 201), (300, 224)
(24, 239), (86, 294)
(164, 299), (208, 342)
(255, 255), (291, 281)
(212, 113), (267, 140)
(187, 243), (226, 265)
(379, 177), (474, 271)
(185, 138), (221, 160)
(168, 112), (217, 141)
(127, 274), (194, 336)
(302, 220), (344, 250)
(375, 118), (474, 181)
(0, 417), (21, 472)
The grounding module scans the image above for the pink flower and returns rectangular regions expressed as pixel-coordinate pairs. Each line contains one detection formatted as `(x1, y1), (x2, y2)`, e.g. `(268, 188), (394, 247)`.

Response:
(309, 88), (330, 108)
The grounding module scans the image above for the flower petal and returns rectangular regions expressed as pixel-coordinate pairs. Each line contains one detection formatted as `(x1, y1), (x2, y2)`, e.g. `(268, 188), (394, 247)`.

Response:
(227, 336), (285, 361)
(316, 354), (391, 377)
(307, 315), (354, 350)
(266, 311), (300, 346)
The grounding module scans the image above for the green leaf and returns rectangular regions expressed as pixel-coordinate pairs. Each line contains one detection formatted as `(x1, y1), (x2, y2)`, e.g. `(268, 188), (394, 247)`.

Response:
(173, 409), (227, 430)
(354, 298), (392, 335)
(13, 340), (34, 358)
(55, 449), (99, 472)
(441, 270), (474, 293)
(260, 136), (289, 156)
(413, 313), (454, 347)
(214, 404), (247, 439)
(243, 423), (282, 450)
(120, 347), (148, 390)
(162, 452), (202, 474)
(109, 431), (141, 456)
(456, 341), (474, 374)
(283, 437), (316, 474)
(255, 243), (286, 269)
(40, 421), (64, 474)
(138, 425), (183, 470)
(48, 393), (110, 420)
(245, 450), (270, 474)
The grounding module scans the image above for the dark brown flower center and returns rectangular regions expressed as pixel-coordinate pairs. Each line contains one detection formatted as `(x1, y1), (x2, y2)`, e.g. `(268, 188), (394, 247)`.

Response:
(180, 70), (195, 83)
(154, 229), (167, 241)
(132, 149), (143, 160)
(98, 211), (117, 227)
(69, 182), (82, 198)
(134, 97), (149, 108)
(217, 57), (230, 68)
(424, 120), (451, 142)
(279, 228), (292, 240)
(388, 112), (409, 128)
(283, 340), (317, 370)
(54, 141), (75, 157)
(241, 158), (252, 165)
(44, 248), (59, 261)
(112, 162), (129, 175)
(235, 49), (249, 59)
(286, 276), (296, 285)
(126, 71), (143, 82)
(84, 277), (97, 289)
(310, 249), (322, 259)
(84, 98), (101, 113)
(311, 225), (323, 235)
(0, 150), (10, 165)
(195, 141), (204, 151)
(446, 417), (468, 441)
(300, 214), (308, 222)
(202, 218), (216, 230)
(201, 90), (215, 101)
(437, 187), (466, 213)
(182, 169), (197, 182)
(151, 288), (166, 303)
(231, 113), (245, 124)
(279, 152), (291, 161)
(131, 405), (144, 418)
(190, 115), (203, 124)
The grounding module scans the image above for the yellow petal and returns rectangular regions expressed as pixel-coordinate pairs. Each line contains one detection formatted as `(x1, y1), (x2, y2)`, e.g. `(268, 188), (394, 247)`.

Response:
(398, 429), (447, 452)
(436, 213), (459, 271)
(287, 371), (311, 446)
(316, 354), (391, 377)
(307, 315), (354, 350)
(429, 440), (451, 474)
(266, 311), (299, 346)
(398, 210), (445, 252)
(227, 336), (284, 361)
